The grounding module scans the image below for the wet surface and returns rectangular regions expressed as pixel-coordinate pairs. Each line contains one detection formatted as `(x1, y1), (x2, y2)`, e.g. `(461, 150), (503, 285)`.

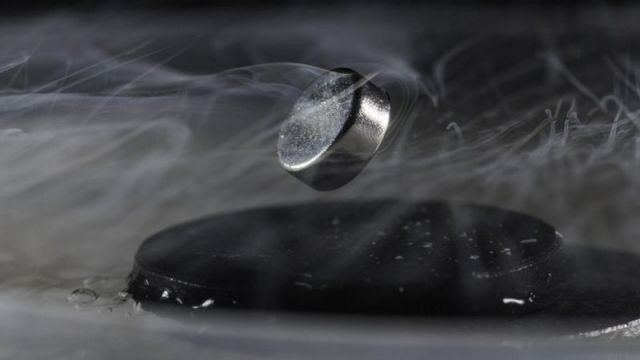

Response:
(129, 201), (640, 335)
(129, 200), (563, 316)
(129, 200), (640, 336)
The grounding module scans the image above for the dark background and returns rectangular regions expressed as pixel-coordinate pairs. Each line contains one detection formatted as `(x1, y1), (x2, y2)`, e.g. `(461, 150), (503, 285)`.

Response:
(0, 0), (629, 15)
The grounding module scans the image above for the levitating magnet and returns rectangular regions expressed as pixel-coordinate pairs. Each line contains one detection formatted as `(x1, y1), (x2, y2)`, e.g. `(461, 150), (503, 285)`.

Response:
(277, 68), (391, 191)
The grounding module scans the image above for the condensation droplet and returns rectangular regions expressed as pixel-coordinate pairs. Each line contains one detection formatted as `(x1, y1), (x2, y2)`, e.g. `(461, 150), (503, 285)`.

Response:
(201, 298), (215, 307)
(160, 289), (170, 299)
(193, 298), (216, 309)
(67, 288), (98, 306)
(502, 297), (525, 306)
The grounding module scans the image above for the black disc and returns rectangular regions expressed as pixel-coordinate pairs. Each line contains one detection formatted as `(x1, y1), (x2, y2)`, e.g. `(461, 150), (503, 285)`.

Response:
(128, 200), (563, 316)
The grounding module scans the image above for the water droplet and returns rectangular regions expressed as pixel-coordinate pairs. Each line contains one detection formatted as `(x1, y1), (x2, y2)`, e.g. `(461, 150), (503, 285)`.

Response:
(117, 290), (130, 300)
(160, 289), (170, 299)
(469, 254), (480, 260)
(501, 248), (512, 256)
(394, 255), (404, 260)
(422, 242), (433, 249)
(193, 298), (216, 309)
(398, 286), (405, 293)
(331, 217), (340, 226)
(502, 297), (525, 306)
(520, 238), (538, 244)
(67, 288), (98, 306)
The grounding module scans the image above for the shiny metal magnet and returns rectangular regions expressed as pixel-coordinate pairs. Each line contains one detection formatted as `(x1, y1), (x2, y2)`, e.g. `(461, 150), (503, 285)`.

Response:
(277, 68), (391, 191)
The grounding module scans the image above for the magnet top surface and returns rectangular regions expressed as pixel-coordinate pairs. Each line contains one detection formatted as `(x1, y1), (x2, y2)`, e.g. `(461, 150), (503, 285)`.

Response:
(277, 69), (358, 171)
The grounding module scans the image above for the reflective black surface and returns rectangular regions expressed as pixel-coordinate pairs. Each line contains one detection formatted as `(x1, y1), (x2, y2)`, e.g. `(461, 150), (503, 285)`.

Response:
(129, 200), (563, 316)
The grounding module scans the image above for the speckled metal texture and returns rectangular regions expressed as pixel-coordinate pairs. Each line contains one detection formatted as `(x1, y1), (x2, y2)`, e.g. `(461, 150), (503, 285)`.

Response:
(277, 68), (391, 190)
